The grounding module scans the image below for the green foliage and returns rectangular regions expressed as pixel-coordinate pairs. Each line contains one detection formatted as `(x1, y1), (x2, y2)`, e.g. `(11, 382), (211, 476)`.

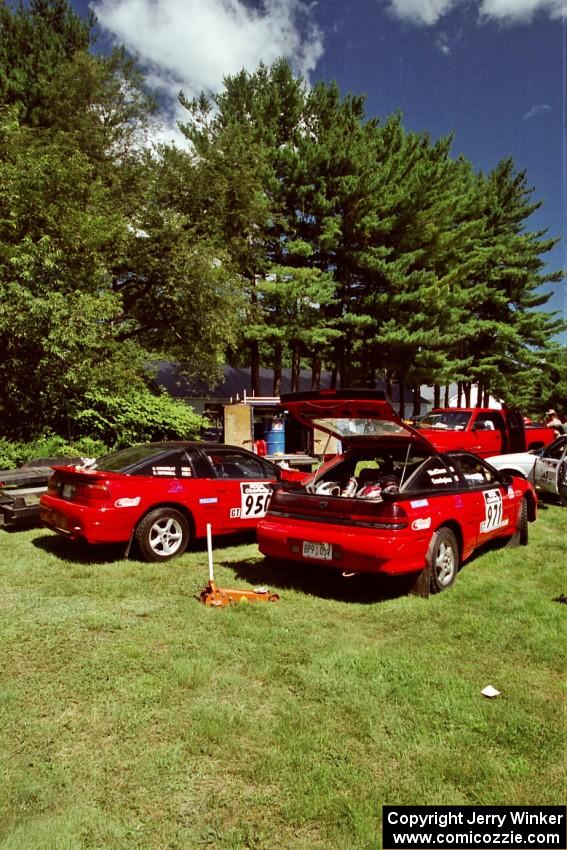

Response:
(70, 388), (206, 448)
(0, 433), (108, 469)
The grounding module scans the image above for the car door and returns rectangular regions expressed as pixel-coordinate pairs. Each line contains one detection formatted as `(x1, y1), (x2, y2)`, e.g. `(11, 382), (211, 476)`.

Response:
(201, 448), (278, 533)
(451, 453), (517, 546)
(533, 436), (567, 496)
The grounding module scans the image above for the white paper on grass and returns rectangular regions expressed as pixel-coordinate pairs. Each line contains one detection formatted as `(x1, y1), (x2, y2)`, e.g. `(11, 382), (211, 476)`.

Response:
(481, 685), (501, 698)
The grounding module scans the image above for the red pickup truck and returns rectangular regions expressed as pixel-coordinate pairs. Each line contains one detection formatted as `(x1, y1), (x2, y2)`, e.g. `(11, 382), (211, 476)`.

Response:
(416, 408), (555, 458)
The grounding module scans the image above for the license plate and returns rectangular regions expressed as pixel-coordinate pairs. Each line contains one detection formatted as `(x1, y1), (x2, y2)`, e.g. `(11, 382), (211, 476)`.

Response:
(302, 541), (332, 560)
(62, 483), (75, 499)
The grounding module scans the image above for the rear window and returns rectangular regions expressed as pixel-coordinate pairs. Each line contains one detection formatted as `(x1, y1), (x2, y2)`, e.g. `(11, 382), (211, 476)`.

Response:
(91, 445), (174, 472)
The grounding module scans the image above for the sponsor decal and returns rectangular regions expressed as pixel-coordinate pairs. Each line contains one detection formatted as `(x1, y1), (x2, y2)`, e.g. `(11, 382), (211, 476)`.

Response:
(152, 466), (176, 476)
(114, 497), (141, 508)
(454, 495), (464, 508)
(480, 488), (509, 533)
(230, 507), (241, 518)
(410, 499), (429, 508)
(240, 482), (271, 518)
(507, 486), (515, 499)
(181, 467), (192, 477)
(199, 497), (219, 505)
(411, 517), (432, 531)
(430, 477), (454, 485)
(427, 468), (449, 476)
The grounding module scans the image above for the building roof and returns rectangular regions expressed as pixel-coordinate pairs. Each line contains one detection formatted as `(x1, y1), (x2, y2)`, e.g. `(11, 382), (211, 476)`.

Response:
(152, 363), (428, 405)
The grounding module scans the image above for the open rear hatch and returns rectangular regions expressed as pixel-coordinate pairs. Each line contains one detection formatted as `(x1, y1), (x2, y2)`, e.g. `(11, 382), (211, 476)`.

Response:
(280, 390), (434, 451)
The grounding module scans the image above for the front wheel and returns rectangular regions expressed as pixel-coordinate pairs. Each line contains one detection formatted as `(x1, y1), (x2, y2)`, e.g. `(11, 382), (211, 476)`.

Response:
(518, 496), (529, 545)
(135, 507), (190, 562)
(426, 527), (459, 593)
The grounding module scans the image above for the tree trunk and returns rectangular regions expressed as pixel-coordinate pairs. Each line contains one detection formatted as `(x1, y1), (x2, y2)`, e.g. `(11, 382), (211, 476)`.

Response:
(250, 340), (260, 396)
(412, 383), (421, 417)
(476, 383), (484, 408)
(457, 382), (463, 407)
(464, 382), (471, 407)
(433, 384), (441, 408)
(444, 385), (450, 406)
(311, 352), (321, 390)
(291, 342), (301, 391)
(273, 341), (282, 397)
(398, 376), (406, 419)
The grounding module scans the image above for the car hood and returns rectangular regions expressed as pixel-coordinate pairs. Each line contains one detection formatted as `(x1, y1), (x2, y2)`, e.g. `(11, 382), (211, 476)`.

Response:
(280, 390), (435, 451)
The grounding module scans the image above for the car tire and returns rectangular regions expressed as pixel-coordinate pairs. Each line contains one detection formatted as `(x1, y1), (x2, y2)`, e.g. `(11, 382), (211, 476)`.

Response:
(426, 527), (459, 593)
(518, 496), (529, 545)
(135, 507), (190, 562)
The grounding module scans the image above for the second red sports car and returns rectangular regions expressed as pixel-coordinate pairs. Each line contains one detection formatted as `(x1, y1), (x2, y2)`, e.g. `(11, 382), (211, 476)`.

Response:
(257, 391), (537, 593)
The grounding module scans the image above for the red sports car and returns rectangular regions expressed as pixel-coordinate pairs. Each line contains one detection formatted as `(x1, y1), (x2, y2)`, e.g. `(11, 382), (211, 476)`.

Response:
(40, 442), (304, 561)
(257, 391), (537, 593)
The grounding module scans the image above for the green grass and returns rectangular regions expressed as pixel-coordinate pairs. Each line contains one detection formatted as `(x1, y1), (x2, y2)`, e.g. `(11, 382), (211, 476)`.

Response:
(0, 503), (565, 850)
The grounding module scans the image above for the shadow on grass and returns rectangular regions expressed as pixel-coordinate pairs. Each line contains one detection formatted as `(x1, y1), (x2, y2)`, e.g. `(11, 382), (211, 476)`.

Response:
(223, 554), (424, 604)
(31, 528), (260, 566)
(31, 533), (129, 565)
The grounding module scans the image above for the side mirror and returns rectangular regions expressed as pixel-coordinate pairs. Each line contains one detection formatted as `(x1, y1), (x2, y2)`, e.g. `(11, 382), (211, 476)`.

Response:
(498, 472), (514, 486)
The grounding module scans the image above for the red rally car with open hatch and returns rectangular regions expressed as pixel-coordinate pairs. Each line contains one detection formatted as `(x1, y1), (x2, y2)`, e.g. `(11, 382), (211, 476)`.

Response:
(39, 442), (304, 562)
(256, 390), (537, 593)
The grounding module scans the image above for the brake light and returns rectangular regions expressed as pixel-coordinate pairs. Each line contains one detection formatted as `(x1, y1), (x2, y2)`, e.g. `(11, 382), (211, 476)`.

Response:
(373, 502), (408, 529)
(74, 482), (111, 501)
(46, 474), (58, 496)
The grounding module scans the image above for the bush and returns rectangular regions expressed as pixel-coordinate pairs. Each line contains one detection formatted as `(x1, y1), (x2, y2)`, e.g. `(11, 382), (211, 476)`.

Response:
(0, 434), (109, 469)
(70, 389), (206, 448)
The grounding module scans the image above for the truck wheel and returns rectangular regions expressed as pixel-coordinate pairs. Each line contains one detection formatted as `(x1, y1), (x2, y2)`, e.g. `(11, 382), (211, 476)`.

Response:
(135, 508), (190, 562)
(426, 527), (459, 593)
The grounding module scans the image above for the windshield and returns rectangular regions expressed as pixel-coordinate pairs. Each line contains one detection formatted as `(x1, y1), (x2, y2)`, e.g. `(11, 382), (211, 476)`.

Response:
(311, 418), (407, 438)
(419, 411), (472, 431)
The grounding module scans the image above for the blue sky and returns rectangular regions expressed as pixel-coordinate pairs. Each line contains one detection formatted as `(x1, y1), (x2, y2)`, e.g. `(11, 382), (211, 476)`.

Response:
(74, 0), (565, 338)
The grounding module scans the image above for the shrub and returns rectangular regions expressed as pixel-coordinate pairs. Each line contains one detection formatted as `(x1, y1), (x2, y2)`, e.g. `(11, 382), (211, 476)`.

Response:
(70, 389), (206, 448)
(0, 434), (109, 469)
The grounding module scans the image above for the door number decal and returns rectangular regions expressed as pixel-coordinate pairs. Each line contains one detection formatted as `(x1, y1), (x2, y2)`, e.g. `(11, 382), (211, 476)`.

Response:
(480, 489), (508, 533)
(240, 482), (271, 519)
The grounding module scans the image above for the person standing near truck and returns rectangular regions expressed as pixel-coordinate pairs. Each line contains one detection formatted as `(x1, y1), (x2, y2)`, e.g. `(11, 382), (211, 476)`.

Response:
(545, 410), (563, 436)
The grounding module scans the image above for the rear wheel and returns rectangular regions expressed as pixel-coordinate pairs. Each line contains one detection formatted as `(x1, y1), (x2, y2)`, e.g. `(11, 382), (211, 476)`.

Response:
(135, 508), (190, 562)
(426, 527), (459, 593)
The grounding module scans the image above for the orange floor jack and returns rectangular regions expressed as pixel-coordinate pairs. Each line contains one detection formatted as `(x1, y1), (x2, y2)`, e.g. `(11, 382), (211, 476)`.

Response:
(199, 524), (280, 607)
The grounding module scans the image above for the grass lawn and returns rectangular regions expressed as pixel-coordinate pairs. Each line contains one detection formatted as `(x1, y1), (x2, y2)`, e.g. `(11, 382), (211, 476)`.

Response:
(0, 501), (565, 850)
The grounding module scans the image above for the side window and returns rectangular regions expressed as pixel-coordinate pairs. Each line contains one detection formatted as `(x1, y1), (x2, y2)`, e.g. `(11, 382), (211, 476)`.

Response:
(132, 451), (187, 478)
(542, 438), (567, 461)
(454, 454), (499, 487)
(206, 450), (276, 480)
(402, 457), (459, 492)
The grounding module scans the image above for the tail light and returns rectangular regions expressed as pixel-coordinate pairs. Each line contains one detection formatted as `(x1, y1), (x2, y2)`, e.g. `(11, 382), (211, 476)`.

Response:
(373, 502), (408, 529)
(74, 482), (111, 501)
(46, 474), (58, 496)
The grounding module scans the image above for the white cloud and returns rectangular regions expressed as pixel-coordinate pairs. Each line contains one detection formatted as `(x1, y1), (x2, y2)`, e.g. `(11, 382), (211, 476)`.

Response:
(384, 0), (565, 25)
(386, 0), (456, 25)
(523, 103), (552, 120)
(93, 0), (323, 98)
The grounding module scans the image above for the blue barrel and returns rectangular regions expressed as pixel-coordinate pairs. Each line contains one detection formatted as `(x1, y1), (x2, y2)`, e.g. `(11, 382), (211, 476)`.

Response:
(266, 418), (285, 456)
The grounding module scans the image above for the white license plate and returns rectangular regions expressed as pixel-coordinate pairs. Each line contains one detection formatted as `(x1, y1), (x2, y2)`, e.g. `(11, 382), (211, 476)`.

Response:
(62, 483), (75, 499)
(302, 541), (332, 560)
